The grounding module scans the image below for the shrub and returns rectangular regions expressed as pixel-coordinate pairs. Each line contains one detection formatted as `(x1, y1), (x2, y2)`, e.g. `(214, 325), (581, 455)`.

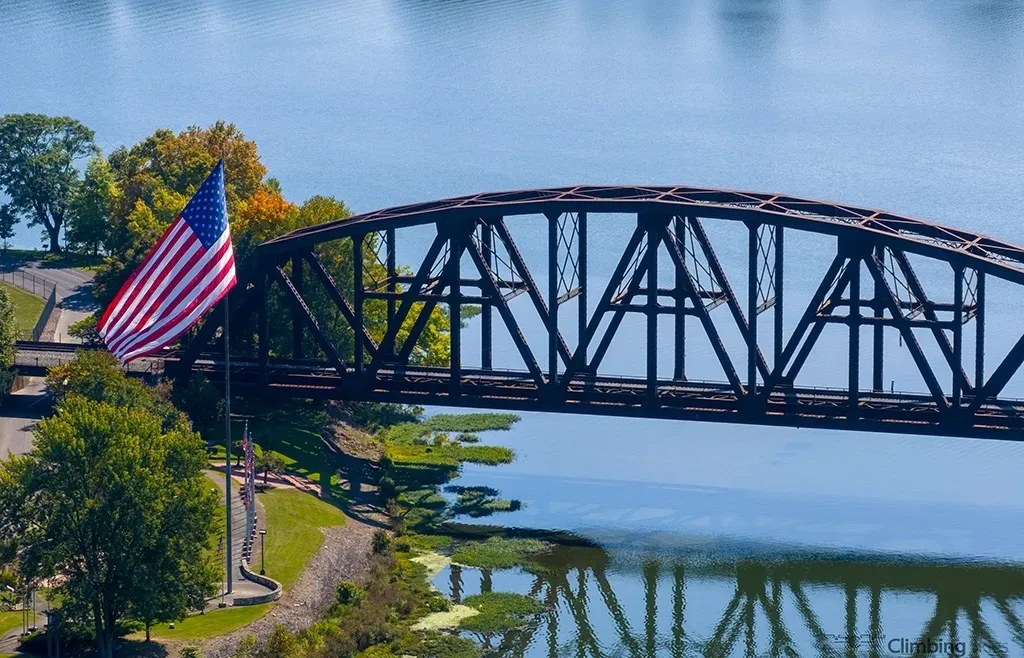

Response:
(337, 581), (366, 606)
(372, 530), (392, 555)
(181, 646), (201, 658)
(456, 432), (480, 443)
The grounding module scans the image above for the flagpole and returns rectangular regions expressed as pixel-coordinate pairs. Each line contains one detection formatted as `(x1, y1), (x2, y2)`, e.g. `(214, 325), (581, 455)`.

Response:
(224, 291), (233, 596)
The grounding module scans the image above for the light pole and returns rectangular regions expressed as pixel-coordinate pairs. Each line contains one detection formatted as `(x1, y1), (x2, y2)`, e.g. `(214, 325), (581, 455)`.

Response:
(259, 530), (267, 575)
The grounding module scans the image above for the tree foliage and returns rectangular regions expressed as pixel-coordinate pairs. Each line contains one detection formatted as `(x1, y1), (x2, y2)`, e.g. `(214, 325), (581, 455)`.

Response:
(1, 356), (218, 658)
(67, 155), (118, 255)
(0, 113), (98, 252)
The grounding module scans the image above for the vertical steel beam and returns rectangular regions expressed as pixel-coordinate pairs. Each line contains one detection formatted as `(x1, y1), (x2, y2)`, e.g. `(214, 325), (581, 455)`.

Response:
(647, 215), (659, 398)
(578, 212), (588, 357)
(481, 223), (493, 369)
(548, 212), (559, 381)
(849, 253), (861, 415)
(774, 225), (784, 367)
(872, 246), (884, 392)
(674, 216), (686, 380)
(386, 228), (396, 331)
(450, 227), (461, 395)
(258, 271), (269, 386)
(975, 271), (985, 388)
(292, 255), (304, 359)
(747, 222), (759, 391)
(354, 235), (364, 372)
(953, 265), (963, 408)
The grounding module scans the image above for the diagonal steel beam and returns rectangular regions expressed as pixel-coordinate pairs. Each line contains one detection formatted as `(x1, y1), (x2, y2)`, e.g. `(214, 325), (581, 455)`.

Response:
(395, 225), (472, 365)
(368, 231), (447, 374)
(661, 224), (744, 396)
(467, 229), (545, 387)
(760, 254), (845, 397)
(178, 269), (259, 376)
(272, 265), (348, 376)
(890, 250), (973, 393)
(493, 218), (573, 367)
(303, 249), (379, 358)
(864, 254), (950, 411)
(780, 260), (856, 388)
(688, 216), (770, 379)
(967, 330), (1024, 417)
(559, 225), (646, 389)
(587, 223), (659, 376)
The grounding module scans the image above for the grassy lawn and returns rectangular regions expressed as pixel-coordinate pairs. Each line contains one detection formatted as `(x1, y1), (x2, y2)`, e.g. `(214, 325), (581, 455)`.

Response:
(0, 611), (22, 637)
(0, 283), (44, 337)
(260, 488), (345, 590)
(143, 603), (273, 642)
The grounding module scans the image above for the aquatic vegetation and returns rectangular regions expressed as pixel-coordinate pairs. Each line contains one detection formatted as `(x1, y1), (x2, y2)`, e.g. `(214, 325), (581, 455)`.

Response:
(452, 538), (552, 570)
(410, 604), (480, 631)
(425, 413), (520, 433)
(459, 592), (545, 634)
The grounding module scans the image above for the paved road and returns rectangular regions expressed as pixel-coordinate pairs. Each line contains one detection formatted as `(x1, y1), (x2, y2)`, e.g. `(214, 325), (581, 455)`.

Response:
(0, 258), (99, 343)
(0, 380), (47, 459)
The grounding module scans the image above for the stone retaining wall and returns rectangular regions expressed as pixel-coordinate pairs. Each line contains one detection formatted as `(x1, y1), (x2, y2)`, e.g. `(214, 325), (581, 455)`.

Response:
(234, 563), (282, 606)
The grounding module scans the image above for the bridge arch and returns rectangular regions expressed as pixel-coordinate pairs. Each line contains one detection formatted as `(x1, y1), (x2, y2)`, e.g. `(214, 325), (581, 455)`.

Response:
(177, 186), (1024, 440)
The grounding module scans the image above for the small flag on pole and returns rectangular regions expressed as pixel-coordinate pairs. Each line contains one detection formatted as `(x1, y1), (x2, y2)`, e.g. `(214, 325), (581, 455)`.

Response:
(98, 161), (237, 362)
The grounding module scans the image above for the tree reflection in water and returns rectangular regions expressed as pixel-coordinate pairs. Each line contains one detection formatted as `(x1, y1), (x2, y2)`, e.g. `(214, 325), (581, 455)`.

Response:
(437, 538), (1024, 658)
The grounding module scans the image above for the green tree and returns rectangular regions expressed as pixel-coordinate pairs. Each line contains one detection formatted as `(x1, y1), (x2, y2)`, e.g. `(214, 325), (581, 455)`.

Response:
(67, 155), (118, 255)
(0, 287), (17, 401)
(0, 204), (17, 254)
(0, 394), (218, 658)
(256, 450), (287, 484)
(0, 114), (98, 252)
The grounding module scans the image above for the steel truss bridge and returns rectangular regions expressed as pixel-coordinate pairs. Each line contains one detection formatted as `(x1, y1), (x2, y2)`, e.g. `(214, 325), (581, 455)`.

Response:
(153, 185), (1024, 440)
(443, 542), (1024, 658)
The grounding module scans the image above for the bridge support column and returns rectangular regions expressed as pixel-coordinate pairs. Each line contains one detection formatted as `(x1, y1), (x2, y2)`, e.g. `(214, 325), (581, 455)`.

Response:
(481, 223), (493, 370)
(674, 216), (686, 381)
(449, 226), (462, 396)
(646, 216), (659, 402)
(873, 246), (884, 392)
(976, 270), (985, 387)
(848, 250), (861, 417)
(578, 212), (588, 364)
(292, 255), (304, 359)
(258, 272), (269, 386)
(953, 265), (964, 409)
(747, 221), (759, 393)
(548, 212), (559, 382)
(354, 234), (365, 373)
(774, 225), (783, 368)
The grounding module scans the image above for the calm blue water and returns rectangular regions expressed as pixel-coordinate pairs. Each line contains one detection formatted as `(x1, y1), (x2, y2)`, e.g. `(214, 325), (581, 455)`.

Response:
(6, 1), (1024, 654)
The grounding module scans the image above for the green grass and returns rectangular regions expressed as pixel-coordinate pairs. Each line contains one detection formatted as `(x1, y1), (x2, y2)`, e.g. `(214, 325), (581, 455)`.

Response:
(144, 603), (273, 641)
(0, 611), (22, 637)
(452, 538), (551, 570)
(260, 488), (346, 590)
(1, 283), (45, 337)
(459, 592), (545, 633)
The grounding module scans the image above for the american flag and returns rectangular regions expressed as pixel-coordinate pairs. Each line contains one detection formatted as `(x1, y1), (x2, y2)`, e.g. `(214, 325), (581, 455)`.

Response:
(98, 160), (237, 363)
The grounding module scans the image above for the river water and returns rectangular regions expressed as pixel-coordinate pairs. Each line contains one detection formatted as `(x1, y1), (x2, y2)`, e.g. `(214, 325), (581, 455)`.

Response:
(5, 1), (1024, 655)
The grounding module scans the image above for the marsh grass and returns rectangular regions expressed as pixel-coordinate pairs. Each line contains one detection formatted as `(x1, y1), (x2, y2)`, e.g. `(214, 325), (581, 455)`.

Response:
(451, 538), (552, 570)
(459, 592), (545, 634)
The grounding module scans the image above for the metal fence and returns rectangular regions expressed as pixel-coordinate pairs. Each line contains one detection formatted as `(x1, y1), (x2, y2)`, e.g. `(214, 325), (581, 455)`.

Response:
(0, 269), (61, 340)
(0, 269), (59, 299)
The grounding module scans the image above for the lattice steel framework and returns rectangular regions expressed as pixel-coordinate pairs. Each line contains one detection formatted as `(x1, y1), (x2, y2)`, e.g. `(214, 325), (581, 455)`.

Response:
(173, 185), (1024, 440)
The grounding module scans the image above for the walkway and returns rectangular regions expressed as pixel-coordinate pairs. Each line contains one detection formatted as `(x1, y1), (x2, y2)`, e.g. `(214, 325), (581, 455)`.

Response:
(205, 470), (274, 606)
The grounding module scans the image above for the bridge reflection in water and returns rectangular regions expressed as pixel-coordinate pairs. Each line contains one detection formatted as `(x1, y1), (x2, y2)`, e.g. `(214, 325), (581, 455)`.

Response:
(437, 540), (1024, 658)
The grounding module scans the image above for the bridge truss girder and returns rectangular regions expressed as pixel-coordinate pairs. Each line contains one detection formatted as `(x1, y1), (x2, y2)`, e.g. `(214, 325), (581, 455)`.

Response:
(174, 187), (1024, 440)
